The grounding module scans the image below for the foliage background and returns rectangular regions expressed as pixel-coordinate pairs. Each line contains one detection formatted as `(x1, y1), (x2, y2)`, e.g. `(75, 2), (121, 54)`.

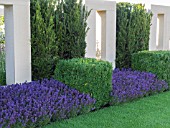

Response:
(0, 16), (5, 85)
(0, 51), (5, 85)
(0, 16), (5, 44)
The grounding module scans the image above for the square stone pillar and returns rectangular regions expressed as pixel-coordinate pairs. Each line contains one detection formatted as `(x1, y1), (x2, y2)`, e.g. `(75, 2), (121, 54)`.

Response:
(85, 10), (96, 58)
(106, 10), (116, 69)
(85, 0), (116, 68)
(149, 14), (157, 50)
(150, 5), (170, 51)
(0, 0), (31, 85)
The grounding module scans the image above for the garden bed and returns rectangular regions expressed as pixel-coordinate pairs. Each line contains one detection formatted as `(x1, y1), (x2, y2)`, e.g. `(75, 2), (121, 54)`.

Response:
(0, 69), (168, 128)
(0, 79), (95, 128)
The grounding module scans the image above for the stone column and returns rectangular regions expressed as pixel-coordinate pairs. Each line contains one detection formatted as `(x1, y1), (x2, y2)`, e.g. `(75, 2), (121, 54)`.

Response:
(149, 5), (170, 51)
(163, 14), (170, 50)
(149, 14), (157, 50)
(105, 10), (116, 68)
(85, 0), (116, 68)
(85, 10), (96, 58)
(2, 0), (31, 84)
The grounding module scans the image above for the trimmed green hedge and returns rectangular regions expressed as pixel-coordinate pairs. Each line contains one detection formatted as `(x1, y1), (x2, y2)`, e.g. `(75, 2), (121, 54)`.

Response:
(54, 58), (113, 108)
(132, 51), (170, 85)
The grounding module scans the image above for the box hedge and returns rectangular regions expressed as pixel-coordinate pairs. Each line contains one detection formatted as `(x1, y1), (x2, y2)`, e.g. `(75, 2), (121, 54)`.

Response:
(54, 58), (113, 108)
(132, 51), (170, 85)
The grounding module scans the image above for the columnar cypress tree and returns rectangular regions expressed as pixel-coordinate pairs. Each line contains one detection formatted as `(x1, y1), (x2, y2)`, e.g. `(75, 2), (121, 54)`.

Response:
(116, 3), (152, 68)
(31, 0), (58, 80)
(56, 0), (90, 59)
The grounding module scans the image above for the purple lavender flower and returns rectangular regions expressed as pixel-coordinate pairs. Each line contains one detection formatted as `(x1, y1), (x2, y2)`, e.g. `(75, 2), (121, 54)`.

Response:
(0, 79), (95, 128)
(111, 68), (168, 104)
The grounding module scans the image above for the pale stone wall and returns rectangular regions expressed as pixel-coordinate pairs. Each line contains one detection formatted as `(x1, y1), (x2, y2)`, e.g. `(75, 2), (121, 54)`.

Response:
(149, 5), (170, 51)
(0, 6), (3, 16)
(0, 0), (31, 84)
(85, 0), (116, 68)
(115, 0), (170, 9)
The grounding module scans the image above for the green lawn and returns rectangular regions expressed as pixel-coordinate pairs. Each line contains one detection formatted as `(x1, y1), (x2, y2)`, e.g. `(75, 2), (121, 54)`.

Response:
(45, 91), (170, 128)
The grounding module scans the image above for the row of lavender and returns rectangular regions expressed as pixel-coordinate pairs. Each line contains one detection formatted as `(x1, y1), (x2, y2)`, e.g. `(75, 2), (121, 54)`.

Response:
(111, 69), (168, 104)
(0, 69), (168, 127)
(0, 79), (95, 128)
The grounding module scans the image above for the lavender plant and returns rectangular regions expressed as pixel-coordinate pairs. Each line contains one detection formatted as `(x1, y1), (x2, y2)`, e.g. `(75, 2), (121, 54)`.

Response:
(0, 79), (95, 128)
(111, 69), (168, 104)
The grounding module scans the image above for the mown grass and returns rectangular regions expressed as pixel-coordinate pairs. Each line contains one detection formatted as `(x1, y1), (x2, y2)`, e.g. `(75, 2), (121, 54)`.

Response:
(45, 91), (170, 128)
